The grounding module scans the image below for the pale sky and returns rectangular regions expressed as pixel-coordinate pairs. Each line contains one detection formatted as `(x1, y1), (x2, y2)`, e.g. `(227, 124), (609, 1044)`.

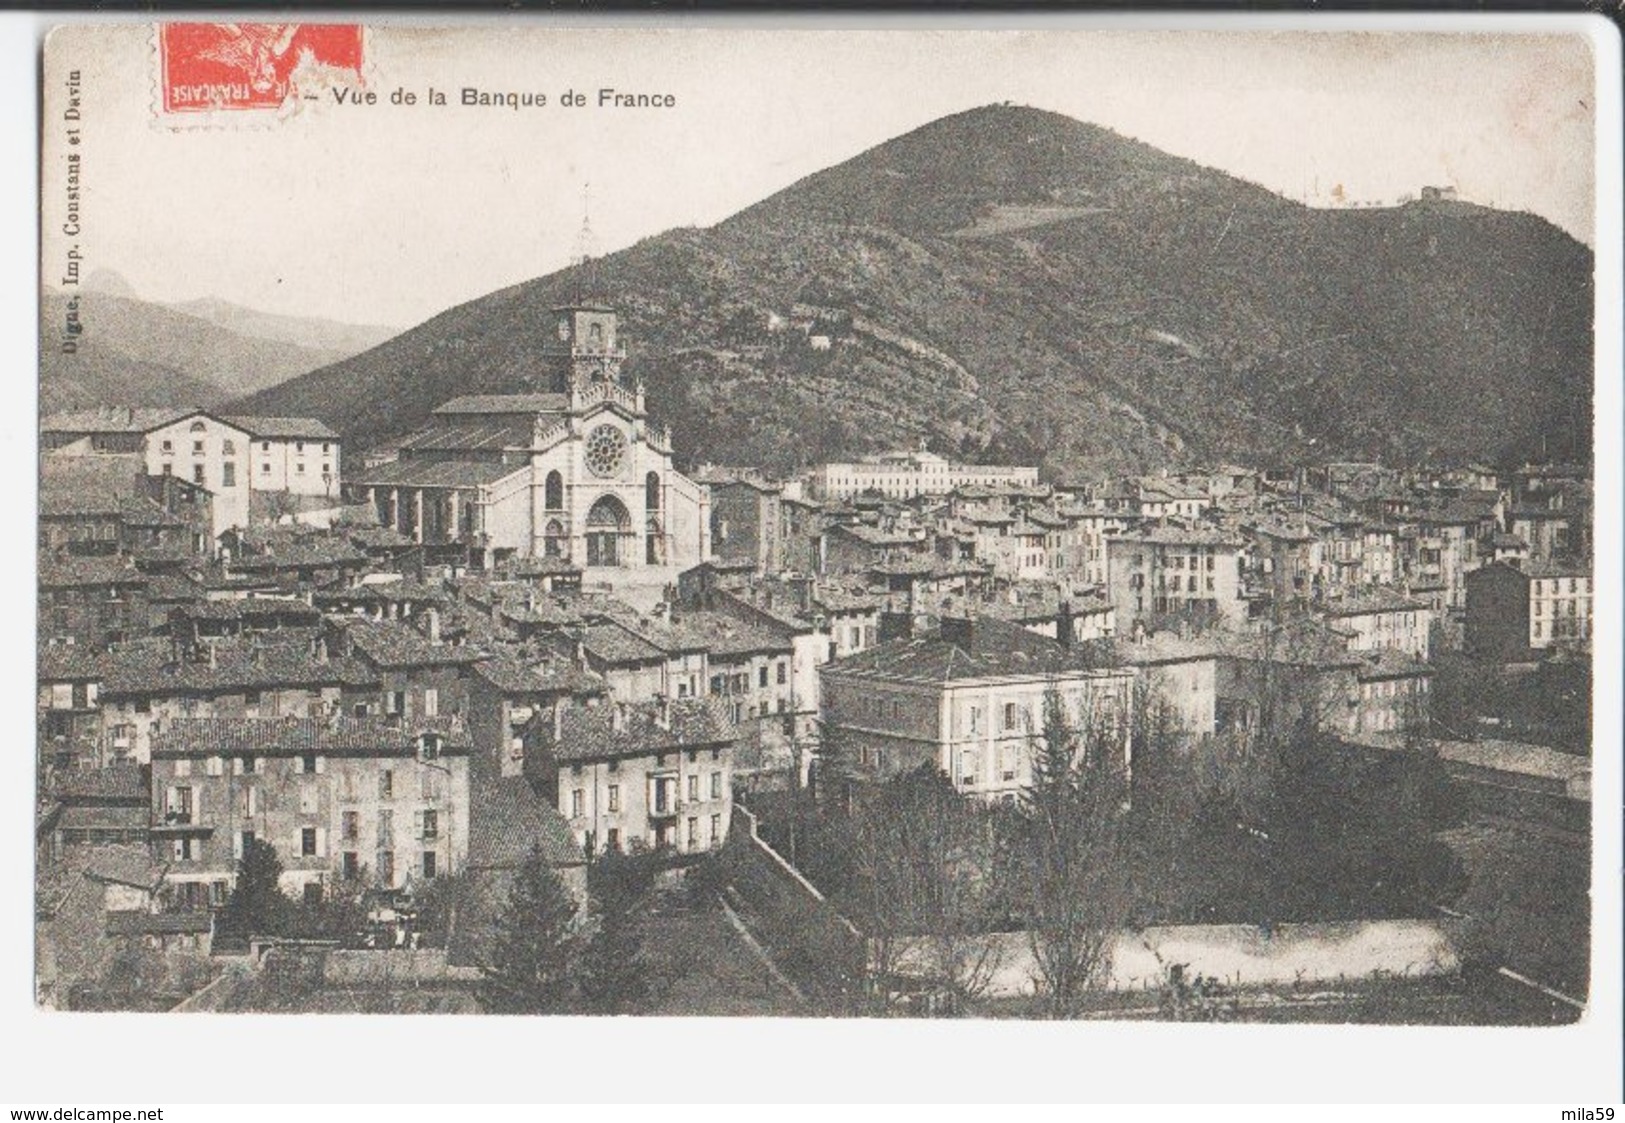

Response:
(42, 24), (1597, 330)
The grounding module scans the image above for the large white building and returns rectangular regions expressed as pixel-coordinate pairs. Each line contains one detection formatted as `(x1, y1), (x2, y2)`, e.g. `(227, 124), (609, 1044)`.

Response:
(351, 305), (710, 585)
(41, 408), (343, 541)
(808, 447), (1038, 501)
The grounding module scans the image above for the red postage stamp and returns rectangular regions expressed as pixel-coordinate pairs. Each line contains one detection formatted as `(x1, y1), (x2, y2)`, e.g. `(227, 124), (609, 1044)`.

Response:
(158, 23), (363, 113)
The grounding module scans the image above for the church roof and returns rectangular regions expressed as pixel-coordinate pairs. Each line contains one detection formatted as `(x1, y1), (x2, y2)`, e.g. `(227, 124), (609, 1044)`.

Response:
(396, 419), (533, 454)
(348, 458), (529, 490)
(433, 393), (569, 416)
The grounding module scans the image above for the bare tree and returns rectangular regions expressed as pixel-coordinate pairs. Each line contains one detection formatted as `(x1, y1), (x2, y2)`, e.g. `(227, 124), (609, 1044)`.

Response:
(1011, 684), (1132, 1018)
(844, 764), (1002, 1015)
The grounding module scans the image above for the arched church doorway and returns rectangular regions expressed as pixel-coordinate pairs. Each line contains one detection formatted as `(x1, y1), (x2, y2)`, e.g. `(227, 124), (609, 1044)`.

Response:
(585, 495), (632, 567)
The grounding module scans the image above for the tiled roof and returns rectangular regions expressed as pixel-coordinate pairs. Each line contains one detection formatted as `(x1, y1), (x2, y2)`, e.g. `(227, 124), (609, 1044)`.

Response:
(344, 619), (486, 669)
(540, 697), (739, 763)
(474, 654), (606, 697)
(171, 598), (323, 624)
(581, 621), (669, 665)
(150, 714), (470, 757)
(221, 415), (339, 440)
(432, 393), (569, 416)
(347, 457), (530, 490)
(1114, 523), (1245, 548)
(229, 539), (368, 570)
(41, 407), (197, 435)
(671, 611), (792, 658)
(99, 634), (377, 697)
(38, 642), (108, 681)
(1521, 561), (1590, 580)
(53, 765), (146, 803)
(396, 418), (534, 455)
(824, 615), (1106, 684)
(38, 554), (150, 589)
(1316, 587), (1429, 617)
(314, 579), (448, 606)
(465, 757), (584, 870)
(82, 845), (167, 891)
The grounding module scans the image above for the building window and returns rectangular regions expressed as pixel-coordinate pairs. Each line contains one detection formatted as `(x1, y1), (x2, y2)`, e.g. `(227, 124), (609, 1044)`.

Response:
(296, 463), (306, 475)
(421, 810), (438, 841)
(710, 814), (721, 844)
(1002, 702), (1018, 731)
(423, 688), (438, 717)
(192, 441), (204, 455)
(174, 758), (192, 778)
(758, 666), (769, 688)
(687, 817), (698, 847)
(422, 851), (437, 879)
(341, 811), (360, 842)
(687, 775), (699, 803)
(296, 441), (305, 453)
(161, 439), (173, 453)
(240, 787), (257, 817)
(571, 789), (584, 818)
(302, 828), (319, 857)
(710, 772), (722, 800)
(378, 810), (394, 846)
(192, 465), (205, 485)
(607, 784), (620, 812)
(777, 662), (787, 685)
(607, 828), (620, 852)
(646, 471), (661, 512)
(261, 463), (270, 475)
(222, 462), (236, 487)
(378, 851), (394, 886)
(545, 471), (564, 511)
(341, 852), (360, 881)
(172, 838), (194, 862)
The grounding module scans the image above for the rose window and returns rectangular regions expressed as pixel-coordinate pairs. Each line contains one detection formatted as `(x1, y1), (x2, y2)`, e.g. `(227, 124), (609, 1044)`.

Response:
(584, 424), (627, 478)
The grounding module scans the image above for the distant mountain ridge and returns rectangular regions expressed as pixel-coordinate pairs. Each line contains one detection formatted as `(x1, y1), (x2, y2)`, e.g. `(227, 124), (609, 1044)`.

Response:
(40, 275), (402, 415)
(231, 104), (1593, 478)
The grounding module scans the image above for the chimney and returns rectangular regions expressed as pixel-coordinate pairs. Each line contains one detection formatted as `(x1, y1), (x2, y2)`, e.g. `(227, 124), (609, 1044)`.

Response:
(425, 606), (441, 644)
(654, 695), (671, 730)
(552, 697), (569, 743)
(311, 635), (329, 664)
(611, 702), (626, 732)
(206, 641), (217, 669)
(1057, 599), (1073, 648)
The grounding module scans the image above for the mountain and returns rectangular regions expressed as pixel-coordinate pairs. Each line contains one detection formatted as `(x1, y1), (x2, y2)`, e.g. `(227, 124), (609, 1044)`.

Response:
(231, 105), (1593, 478)
(169, 296), (398, 359)
(39, 284), (398, 414)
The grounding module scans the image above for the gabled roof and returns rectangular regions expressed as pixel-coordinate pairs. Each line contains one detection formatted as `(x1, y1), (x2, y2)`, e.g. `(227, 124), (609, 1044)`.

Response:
(99, 634), (377, 697)
(40, 407), (199, 435)
(433, 393), (569, 416)
(222, 415), (339, 440)
(38, 554), (149, 589)
(1316, 587), (1429, 617)
(466, 757), (584, 870)
(474, 653), (606, 697)
(343, 619), (485, 670)
(538, 696), (738, 763)
(150, 714), (470, 757)
(824, 615), (1109, 685)
(347, 458), (530, 490)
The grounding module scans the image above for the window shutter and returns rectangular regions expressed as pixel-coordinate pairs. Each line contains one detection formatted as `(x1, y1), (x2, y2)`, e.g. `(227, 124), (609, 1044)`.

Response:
(314, 755), (325, 774)
(194, 787), (205, 820)
(233, 832), (244, 859)
(414, 811), (424, 840)
(316, 828), (328, 858)
(233, 756), (243, 776)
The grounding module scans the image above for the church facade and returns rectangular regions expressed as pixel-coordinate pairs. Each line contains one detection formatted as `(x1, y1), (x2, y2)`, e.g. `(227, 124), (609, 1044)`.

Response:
(351, 305), (710, 578)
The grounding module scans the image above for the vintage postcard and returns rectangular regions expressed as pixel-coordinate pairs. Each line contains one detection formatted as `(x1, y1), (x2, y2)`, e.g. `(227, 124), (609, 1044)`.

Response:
(33, 19), (1608, 1052)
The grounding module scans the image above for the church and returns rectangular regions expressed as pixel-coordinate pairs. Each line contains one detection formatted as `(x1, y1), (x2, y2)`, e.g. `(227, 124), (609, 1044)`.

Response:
(351, 304), (710, 583)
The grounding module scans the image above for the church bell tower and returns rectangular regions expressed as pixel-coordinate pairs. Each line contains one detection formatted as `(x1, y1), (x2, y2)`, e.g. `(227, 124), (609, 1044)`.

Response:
(541, 305), (626, 392)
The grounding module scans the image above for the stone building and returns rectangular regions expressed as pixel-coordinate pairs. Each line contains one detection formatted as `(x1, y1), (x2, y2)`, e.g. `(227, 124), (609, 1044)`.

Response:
(350, 305), (710, 586)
